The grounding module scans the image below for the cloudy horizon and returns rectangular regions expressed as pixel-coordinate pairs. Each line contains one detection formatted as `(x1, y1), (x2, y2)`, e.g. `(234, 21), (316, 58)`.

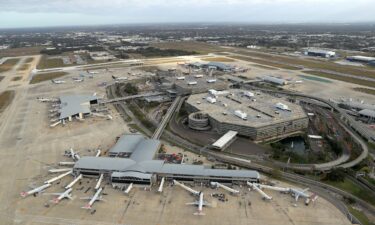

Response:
(1, 0), (375, 28)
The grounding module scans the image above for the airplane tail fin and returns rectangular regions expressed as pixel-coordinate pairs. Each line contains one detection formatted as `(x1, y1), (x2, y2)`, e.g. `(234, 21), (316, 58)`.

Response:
(81, 204), (92, 210)
(52, 198), (60, 204)
(193, 211), (205, 216)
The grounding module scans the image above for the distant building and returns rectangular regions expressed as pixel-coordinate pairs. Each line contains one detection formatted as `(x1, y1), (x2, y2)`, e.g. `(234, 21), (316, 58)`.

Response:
(262, 76), (288, 86)
(358, 109), (375, 123)
(304, 48), (336, 58)
(346, 56), (375, 64)
(89, 51), (116, 61)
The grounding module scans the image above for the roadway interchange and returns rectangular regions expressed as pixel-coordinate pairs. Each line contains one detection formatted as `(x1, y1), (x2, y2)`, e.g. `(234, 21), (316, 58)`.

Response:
(242, 84), (371, 171)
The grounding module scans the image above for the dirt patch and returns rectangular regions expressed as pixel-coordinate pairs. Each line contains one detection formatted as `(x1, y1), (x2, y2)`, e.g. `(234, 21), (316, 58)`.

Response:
(0, 47), (43, 57)
(30, 72), (68, 84)
(353, 87), (375, 95)
(17, 63), (30, 71)
(11, 76), (22, 81)
(0, 90), (15, 113)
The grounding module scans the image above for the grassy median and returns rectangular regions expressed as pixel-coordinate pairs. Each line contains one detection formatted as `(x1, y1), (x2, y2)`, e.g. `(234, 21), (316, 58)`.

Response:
(30, 72), (68, 84)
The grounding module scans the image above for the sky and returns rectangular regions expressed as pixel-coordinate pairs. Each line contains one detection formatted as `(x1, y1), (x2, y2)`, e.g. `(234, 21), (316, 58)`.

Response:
(0, 0), (375, 28)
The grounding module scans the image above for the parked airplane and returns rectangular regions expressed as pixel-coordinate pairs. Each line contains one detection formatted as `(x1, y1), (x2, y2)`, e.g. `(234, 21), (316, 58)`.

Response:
(112, 75), (128, 81)
(51, 79), (66, 84)
(72, 77), (84, 82)
(45, 188), (73, 204)
(173, 180), (210, 215)
(81, 187), (105, 209)
(20, 183), (51, 198)
(87, 70), (99, 74)
(186, 192), (210, 216)
(65, 148), (80, 161)
(250, 183), (318, 205)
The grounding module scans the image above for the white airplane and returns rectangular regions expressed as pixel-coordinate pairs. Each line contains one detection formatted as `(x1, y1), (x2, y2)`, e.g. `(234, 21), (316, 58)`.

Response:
(51, 79), (65, 84)
(87, 70), (99, 74)
(20, 183), (51, 198)
(173, 180), (210, 215)
(252, 183), (318, 205)
(65, 148), (80, 161)
(45, 188), (73, 204)
(81, 187), (105, 209)
(112, 75), (128, 81)
(72, 77), (84, 82)
(59, 162), (76, 166)
(210, 182), (239, 195)
(186, 192), (211, 216)
(37, 97), (57, 102)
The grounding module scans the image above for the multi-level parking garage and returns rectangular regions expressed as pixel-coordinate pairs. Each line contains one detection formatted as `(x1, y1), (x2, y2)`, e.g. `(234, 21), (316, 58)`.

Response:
(185, 89), (309, 141)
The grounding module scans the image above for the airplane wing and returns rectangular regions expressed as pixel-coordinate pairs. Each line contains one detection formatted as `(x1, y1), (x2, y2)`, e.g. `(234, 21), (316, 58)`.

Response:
(295, 194), (300, 201)
(67, 195), (73, 200)
(43, 193), (63, 196)
(186, 201), (199, 206)
(80, 196), (93, 200)
(302, 188), (309, 193)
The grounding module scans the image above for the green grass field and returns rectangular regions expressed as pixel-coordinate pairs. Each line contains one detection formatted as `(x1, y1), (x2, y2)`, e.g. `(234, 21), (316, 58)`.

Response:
(30, 72), (68, 84)
(304, 71), (375, 88)
(0, 90), (15, 113)
(36, 56), (64, 69)
(348, 206), (374, 225)
(151, 41), (225, 54)
(11, 76), (22, 81)
(0, 58), (21, 73)
(231, 48), (375, 79)
(324, 178), (375, 206)
(353, 87), (375, 95)
(231, 55), (301, 70)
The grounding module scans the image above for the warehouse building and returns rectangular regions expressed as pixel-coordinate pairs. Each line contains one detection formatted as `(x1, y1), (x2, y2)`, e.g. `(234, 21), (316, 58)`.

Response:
(185, 89), (308, 141)
(304, 48), (336, 58)
(346, 56), (375, 64)
(358, 109), (375, 123)
(74, 134), (260, 185)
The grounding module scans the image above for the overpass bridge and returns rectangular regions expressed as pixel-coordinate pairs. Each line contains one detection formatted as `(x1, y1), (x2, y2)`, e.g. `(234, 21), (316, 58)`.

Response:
(101, 91), (163, 104)
(152, 96), (182, 140)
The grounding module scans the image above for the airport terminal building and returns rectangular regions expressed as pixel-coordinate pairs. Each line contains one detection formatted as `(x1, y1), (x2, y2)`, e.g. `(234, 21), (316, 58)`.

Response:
(185, 89), (309, 141)
(73, 134), (260, 186)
